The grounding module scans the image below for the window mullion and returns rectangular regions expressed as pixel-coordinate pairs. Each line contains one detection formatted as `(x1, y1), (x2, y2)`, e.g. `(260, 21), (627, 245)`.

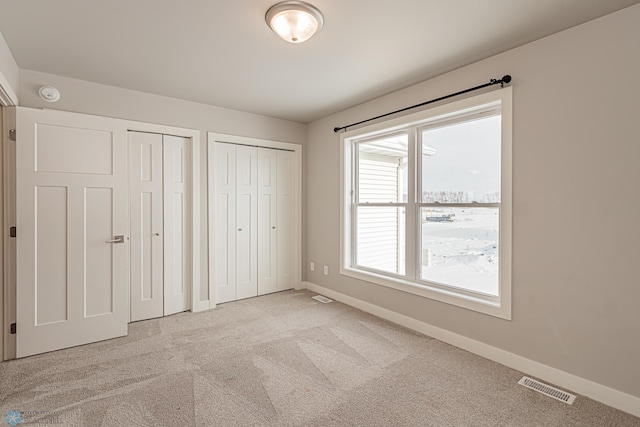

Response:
(405, 129), (417, 281)
(351, 141), (358, 268)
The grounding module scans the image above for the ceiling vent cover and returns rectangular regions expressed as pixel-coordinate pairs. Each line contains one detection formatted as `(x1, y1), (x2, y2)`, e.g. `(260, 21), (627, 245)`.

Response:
(518, 376), (576, 404)
(312, 295), (333, 303)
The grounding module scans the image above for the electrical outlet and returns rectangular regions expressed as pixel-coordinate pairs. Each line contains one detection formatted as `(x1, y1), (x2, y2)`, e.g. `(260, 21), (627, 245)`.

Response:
(323, 265), (329, 276)
(310, 262), (315, 272)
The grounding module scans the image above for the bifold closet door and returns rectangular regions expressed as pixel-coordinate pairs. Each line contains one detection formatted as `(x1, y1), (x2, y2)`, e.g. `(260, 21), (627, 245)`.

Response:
(235, 145), (258, 299)
(214, 142), (258, 303)
(257, 148), (278, 295)
(163, 135), (191, 315)
(129, 132), (164, 321)
(213, 143), (237, 304)
(276, 149), (294, 291)
(257, 148), (294, 294)
(130, 132), (191, 321)
(214, 143), (293, 303)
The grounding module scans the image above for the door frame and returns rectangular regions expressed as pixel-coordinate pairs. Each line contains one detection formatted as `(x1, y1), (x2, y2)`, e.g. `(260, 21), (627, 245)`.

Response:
(207, 132), (303, 305)
(2, 106), (16, 360)
(0, 71), (17, 360)
(126, 121), (203, 314)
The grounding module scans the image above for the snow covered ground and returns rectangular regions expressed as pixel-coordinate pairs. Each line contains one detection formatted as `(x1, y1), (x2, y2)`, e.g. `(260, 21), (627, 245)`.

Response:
(420, 207), (499, 296)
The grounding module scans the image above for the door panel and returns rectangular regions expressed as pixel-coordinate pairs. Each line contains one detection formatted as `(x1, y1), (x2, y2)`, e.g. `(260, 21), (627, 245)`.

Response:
(16, 108), (128, 358)
(277, 150), (294, 291)
(35, 186), (68, 325)
(213, 143), (237, 303)
(36, 124), (113, 174)
(129, 132), (163, 322)
(85, 187), (114, 317)
(258, 148), (277, 295)
(163, 135), (191, 315)
(235, 145), (257, 300)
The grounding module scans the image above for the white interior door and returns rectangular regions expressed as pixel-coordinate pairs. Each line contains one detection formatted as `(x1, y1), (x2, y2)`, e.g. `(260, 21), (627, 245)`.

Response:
(235, 145), (258, 300)
(163, 135), (191, 315)
(258, 148), (278, 295)
(213, 143), (237, 303)
(16, 108), (128, 358)
(129, 132), (164, 321)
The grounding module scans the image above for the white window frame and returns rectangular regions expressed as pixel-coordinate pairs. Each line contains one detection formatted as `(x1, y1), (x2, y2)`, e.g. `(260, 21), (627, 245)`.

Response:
(340, 88), (512, 319)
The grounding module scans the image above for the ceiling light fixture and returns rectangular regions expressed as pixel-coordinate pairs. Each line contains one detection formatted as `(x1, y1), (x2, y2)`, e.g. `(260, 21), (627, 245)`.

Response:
(266, 1), (324, 44)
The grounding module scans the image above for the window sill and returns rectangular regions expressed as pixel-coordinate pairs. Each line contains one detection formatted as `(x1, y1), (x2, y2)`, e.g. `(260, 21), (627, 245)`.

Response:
(340, 266), (511, 320)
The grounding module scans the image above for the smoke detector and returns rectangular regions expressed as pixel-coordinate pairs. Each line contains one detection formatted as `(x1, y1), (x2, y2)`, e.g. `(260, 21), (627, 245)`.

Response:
(39, 86), (61, 103)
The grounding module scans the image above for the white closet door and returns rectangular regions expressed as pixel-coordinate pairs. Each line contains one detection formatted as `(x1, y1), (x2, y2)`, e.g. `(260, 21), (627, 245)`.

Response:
(213, 143), (237, 303)
(16, 108), (128, 357)
(235, 145), (258, 300)
(214, 142), (236, 303)
(163, 135), (191, 315)
(257, 148), (278, 295)
(277, 150), (294, 291)
(129, 132), (164, 322)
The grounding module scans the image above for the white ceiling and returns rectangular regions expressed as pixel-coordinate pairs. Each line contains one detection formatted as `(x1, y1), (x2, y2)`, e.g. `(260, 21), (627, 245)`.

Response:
(0, 0), (637, 123)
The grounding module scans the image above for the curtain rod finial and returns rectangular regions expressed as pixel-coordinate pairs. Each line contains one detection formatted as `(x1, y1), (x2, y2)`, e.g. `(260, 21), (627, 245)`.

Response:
(334, 127), (341, 133)
(502, 75), (512, 84)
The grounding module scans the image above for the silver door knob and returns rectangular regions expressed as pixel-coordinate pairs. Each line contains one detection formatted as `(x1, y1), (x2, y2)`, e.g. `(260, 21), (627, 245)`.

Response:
(238, 228), (242, 231)
(153, 232), (160, 236)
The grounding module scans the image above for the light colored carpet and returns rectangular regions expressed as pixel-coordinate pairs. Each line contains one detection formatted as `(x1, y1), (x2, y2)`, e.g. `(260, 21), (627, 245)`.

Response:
(1, 290), (638, 426)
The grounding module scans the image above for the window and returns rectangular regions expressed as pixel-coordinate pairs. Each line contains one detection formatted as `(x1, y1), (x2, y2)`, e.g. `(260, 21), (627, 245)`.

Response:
(341, 89), (512, 319)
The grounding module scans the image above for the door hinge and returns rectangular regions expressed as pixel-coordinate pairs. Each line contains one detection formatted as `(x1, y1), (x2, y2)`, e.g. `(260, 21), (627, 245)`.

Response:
(10, 323), (16, 334)
(9, 226), (16, 238)
(9, 129), (16, 142)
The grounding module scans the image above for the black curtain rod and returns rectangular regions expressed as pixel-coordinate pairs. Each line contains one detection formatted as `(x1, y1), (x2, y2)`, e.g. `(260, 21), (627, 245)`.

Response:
(333, 75), (512, 133)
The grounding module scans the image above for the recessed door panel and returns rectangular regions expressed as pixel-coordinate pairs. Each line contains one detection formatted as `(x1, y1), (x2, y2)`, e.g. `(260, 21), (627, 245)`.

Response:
(171, 193), (185, 295)
(35, 186), (68, 325)
(141, 192), (153, 301)
(140, 143), (153, 182)
(36, 124), (113, 175)
(215, 194), (230, 288)
(85, 187), (114, 317)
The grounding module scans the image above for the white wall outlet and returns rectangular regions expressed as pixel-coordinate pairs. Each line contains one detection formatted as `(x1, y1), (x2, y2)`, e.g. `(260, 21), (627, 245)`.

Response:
(310, 262), (315, 272)
(323, 265), (329, 276)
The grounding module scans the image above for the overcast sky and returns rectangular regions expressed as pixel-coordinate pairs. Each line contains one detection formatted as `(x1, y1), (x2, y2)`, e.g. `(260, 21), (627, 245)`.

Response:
(422, 115), (501, 201)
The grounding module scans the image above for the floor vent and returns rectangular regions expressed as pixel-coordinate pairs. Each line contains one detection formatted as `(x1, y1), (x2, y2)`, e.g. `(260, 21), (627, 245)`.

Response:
(518, 376), (576, 404)
(312, 295), (333, 304)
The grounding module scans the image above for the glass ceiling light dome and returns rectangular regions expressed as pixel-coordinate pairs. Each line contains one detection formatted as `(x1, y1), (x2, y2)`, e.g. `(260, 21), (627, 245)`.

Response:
(266, 1), (324, 43)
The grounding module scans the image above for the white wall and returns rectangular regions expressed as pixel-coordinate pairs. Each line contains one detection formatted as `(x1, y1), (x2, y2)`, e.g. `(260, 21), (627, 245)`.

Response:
(18, 69), (305, 143)
(305, 3), (640, 403)
(18, 69), (306, 308)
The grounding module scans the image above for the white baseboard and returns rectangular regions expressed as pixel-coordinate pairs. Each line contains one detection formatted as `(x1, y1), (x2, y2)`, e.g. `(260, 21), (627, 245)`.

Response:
(302, 281), (640, 418)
